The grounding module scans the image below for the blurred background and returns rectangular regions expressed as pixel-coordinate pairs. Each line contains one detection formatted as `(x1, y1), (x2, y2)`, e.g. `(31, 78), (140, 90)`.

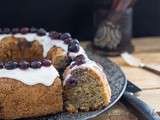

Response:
(0, 1), (159, 119)
(0, 0), (160, 40)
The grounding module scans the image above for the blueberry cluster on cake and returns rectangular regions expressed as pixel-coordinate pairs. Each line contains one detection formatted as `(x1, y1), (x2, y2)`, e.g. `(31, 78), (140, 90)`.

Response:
(0, 27), (111, 119)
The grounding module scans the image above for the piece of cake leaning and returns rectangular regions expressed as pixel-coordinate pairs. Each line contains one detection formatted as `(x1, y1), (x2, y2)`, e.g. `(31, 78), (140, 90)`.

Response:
(63, 53), (111, 112)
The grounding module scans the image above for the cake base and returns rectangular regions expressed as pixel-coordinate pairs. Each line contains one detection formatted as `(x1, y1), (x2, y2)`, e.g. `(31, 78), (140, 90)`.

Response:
(0, 78), (63, 119)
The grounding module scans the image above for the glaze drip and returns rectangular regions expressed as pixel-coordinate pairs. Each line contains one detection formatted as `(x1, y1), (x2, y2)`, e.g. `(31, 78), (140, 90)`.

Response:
(63, 56), (105, 86)
(0, 65), (59, 86)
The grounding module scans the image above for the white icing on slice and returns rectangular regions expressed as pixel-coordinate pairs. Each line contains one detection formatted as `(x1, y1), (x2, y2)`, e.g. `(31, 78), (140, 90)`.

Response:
(68, 46), (86, 59)
(0, 65), (59, 86)
(63, 59), (104, 85)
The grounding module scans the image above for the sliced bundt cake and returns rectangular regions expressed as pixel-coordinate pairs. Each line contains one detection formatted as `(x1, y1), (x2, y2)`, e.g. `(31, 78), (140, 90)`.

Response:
(0, 27), (111, 119)
(63, 54), (111, 112)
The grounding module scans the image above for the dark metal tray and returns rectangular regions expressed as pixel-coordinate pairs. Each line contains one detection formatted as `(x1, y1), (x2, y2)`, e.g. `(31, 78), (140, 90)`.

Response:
(26, 50), (127, 120)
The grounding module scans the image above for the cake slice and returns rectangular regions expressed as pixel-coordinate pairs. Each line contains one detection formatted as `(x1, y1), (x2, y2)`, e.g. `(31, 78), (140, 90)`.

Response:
(63, 55), (111, 112)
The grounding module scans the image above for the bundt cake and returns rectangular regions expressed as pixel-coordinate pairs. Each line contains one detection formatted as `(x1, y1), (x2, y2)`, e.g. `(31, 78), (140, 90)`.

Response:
(63, 55), (111, 112)
(0, 27), (111, 119)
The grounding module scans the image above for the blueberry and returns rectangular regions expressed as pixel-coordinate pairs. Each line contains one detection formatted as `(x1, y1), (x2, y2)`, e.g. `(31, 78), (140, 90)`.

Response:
(3, 28), (10, 34)
(66, 76), (78, 86)
(64, 37), (72, 44)
(74, 54), (85, 61)
(37, 28), (46, 36)
(49, 31), (61, 39)
(20, 27), (30, 34)
(30, 27), (37, 33)
(19, 61), (30, 70)
(60, 33), (71, 40)
(5, 61), (18, 70)
(41, 59), (52, 67)
(0, 62), (3, 69)
(30, 61), (42, 69)
(68, 40), (80, 52)
(74, 54), (85, 65)
(12, 28), (19, 34)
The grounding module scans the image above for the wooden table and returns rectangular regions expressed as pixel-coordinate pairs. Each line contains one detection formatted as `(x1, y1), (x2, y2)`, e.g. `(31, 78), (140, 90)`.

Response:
(82, 37), (160, 120)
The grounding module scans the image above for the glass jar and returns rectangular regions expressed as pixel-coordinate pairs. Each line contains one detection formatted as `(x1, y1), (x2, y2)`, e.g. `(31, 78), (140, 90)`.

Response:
(93, 0), (135, 56)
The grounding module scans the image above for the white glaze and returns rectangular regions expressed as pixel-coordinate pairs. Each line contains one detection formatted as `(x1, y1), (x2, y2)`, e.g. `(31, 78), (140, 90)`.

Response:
(68, 46), (87, 59)
(0, 65), (59, 86)
(14, 33), (36, 41)
(0, 34), (12, 40)
(63, 58), (104, 85)
(0, 32), (90, 86)
(0, 33), (86, 58)
(14, 33), (68, 57)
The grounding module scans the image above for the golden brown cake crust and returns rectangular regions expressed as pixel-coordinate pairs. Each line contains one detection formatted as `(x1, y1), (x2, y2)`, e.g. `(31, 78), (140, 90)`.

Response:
(0, 77), (63, 119)
(0, 36), (69, 69)
(0, 36), (43, 62)
(47, 47), (68, 69)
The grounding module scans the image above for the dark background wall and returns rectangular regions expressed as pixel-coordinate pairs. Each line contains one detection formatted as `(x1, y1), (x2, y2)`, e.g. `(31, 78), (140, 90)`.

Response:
(133, 0), (160, 37)
(0, 0), (159, 39)
(0, 0), (94, 39)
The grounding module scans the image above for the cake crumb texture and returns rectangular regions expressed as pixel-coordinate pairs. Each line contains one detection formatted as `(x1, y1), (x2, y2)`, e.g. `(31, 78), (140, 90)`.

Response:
(0, 78), (63, 119)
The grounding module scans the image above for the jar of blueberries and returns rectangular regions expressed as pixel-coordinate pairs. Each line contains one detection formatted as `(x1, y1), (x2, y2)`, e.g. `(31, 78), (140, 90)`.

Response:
(93, 0), (136, 56)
